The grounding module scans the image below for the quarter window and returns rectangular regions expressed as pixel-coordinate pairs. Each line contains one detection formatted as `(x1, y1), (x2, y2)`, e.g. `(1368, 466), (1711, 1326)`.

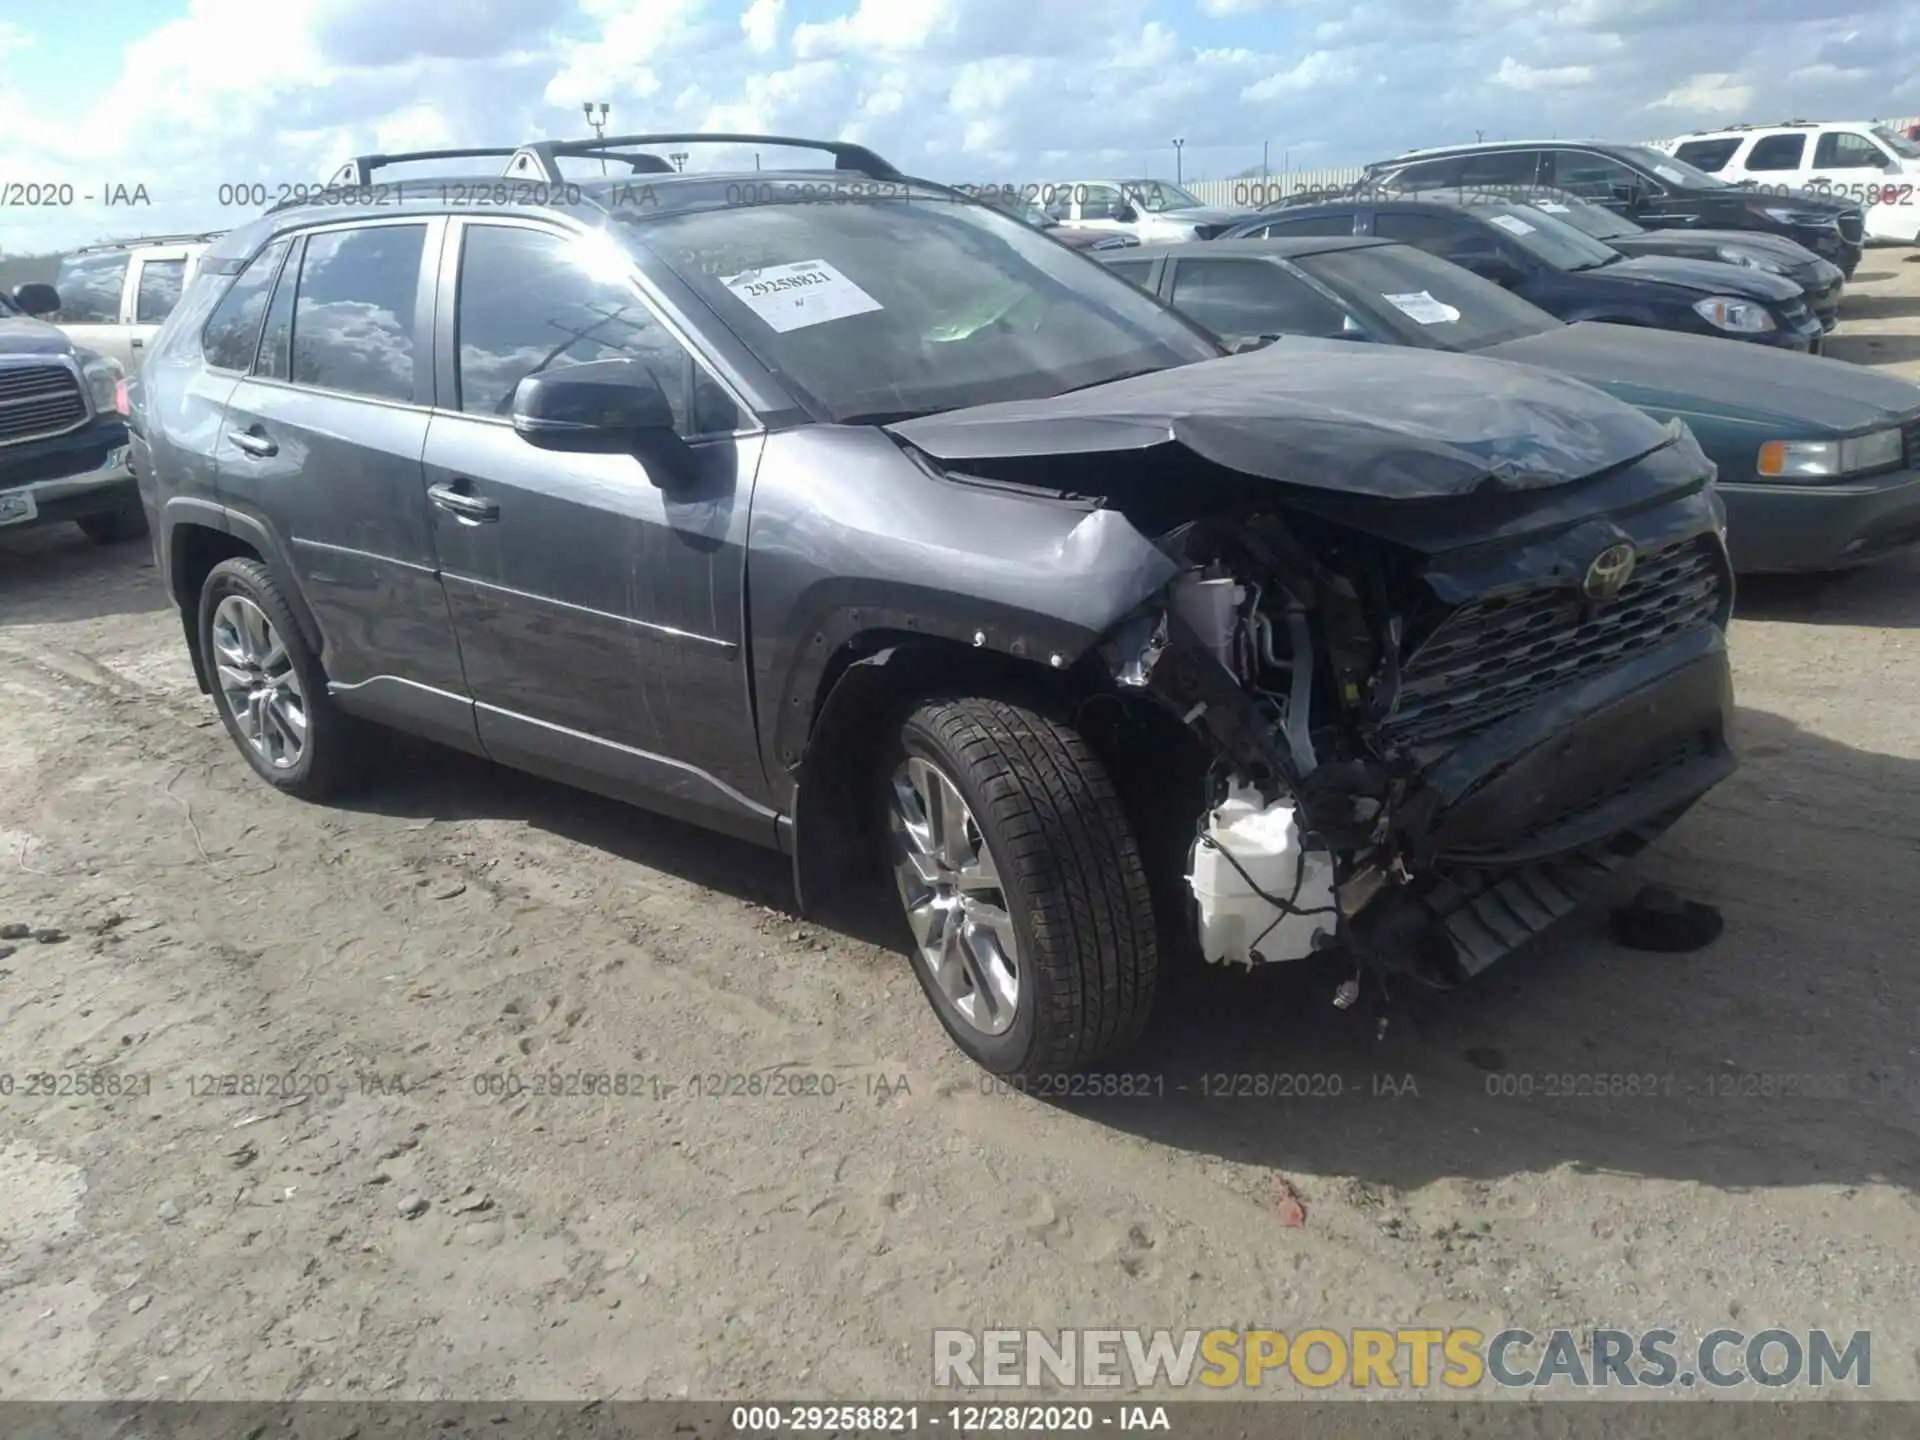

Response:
(290, 225), (427, 403)
(1102, 258), (1155, 288)
(134, 259), (188, 323)
(50, 251), (129, 324)
(201, 238), (291, 372)
(1745, 134), (1808, 172)
(454, 224), (732, 434)
(1814, 131), (1889, 169)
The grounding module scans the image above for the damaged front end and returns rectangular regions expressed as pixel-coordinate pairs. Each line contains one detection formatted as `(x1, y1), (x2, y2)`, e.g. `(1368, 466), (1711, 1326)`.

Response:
(887, 342), (1738, 987)
(1101, 491), (1735, 986)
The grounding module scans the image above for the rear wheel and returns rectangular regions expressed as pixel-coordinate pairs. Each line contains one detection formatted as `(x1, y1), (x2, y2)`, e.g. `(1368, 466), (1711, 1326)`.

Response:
(198, 557), (363, 799)
(883, 697), (1159, 1078)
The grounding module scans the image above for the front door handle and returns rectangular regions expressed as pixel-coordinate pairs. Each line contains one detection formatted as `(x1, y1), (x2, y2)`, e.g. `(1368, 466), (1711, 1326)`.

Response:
(229, 429), (277, 457)
(428, 481), (500, 523)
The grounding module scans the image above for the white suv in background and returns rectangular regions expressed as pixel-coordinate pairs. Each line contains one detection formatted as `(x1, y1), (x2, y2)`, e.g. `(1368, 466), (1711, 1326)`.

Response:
(1660, 122), (1920, 243)
(48, 232), (222, 372)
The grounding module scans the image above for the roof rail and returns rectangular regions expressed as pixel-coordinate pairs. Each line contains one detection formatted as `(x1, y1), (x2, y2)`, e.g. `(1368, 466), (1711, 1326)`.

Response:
(498, 132), (905, 184)
(325, 147), (528, 188)
(72, 229), (228, 254)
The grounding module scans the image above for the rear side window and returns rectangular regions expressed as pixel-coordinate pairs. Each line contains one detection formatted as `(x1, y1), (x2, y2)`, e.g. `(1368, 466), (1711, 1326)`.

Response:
(1169, 259), (1352, 340)
(50, 251), (129, 324)
(291, 225), (427, 403)
(1102, 258), (1155, 288)
(1460, 151), (1542, 186)
(1814, 131), (1889, 169)
(135, 259), (188, 323)
(1382, 157), (1465, 189)
(454, 223), (734, 435)
(1261, 212), (1358, 237)
(1672, 138), (1741, 173)
(201, 238), (291, 372)
(1745, 134), (1807, 172)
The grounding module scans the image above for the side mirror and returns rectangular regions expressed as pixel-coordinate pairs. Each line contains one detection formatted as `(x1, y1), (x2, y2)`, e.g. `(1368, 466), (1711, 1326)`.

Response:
(13, 282), (60, 317)
(1607, 182), (1646, 209)
(510, 357), (696, 487)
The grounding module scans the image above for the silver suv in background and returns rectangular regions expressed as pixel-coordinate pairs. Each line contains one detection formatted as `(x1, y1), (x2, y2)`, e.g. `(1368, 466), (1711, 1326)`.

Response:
(49, 233), (222, 371)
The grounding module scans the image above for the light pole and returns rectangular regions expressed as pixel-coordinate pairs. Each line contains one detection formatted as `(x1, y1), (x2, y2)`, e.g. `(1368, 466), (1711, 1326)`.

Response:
(1171, 137), (1185, 185)
(669, 151), (690, 172)
(583, 102), (610, 175)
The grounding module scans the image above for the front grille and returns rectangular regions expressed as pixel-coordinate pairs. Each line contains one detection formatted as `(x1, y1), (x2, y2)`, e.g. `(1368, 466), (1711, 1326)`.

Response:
(1837, 209), (1864, 244)
(0, 363), (88, 445)
(1382, 538), (1727, 747)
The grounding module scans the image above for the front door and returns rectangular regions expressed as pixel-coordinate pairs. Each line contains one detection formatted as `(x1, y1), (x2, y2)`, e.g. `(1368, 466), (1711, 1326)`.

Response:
(421, 218), (772, 842)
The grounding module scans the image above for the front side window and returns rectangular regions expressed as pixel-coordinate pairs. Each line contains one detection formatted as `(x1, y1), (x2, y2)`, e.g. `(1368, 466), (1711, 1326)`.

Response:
(1460, 151), (1542, 186)
(1294, 242), (1561, 352)
(202, 238), (291, 372)
(1119, 180), (1204, 213)
(50, 251), (129, 324)
(1815, 131), (1891, 169)
(1546, 150), (1648, 198)
(1261, 212), (1359, 238)
(1169, 259), (1354, 341)
(290, 224), (427, 403)
(1371, 210), (1480, 256)
(1672, 138), (1742, 173)
(1382, 157), (1466, 189)
(1873, 126), (1920, 160)
(624, 195), (1219, 423)
(1077, 183), (1127, 220)
(454, 223), (733, 434)
(1746, 134), (1808, 172)
(135, 259), (188, 323)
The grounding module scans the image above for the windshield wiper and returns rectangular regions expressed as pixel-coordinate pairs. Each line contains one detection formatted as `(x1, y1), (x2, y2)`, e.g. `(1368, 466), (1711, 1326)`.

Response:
(1054, 365), (1170, 395)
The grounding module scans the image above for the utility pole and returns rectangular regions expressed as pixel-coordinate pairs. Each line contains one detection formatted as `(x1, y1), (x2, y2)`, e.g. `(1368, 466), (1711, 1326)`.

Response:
(1261, 140), (1268, 179)
(1475, 128), (1485, 143)
(1172, 137), (1185, 185)
(583, 102), (610, 175)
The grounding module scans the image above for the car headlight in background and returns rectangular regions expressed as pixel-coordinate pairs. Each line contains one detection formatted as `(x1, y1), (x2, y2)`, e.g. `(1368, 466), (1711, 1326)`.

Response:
(1693, 296), (1778, 333)
(1757, 428), (1904, 479)
(1714, 245), (1787, 273)
(1756, 205), (1838, 229)
(79, 352), (124, 415)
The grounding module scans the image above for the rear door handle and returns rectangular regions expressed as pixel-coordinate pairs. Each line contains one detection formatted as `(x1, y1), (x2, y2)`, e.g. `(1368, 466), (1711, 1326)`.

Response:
(428, 481), (499, 523)
(229, 429), (277, 457)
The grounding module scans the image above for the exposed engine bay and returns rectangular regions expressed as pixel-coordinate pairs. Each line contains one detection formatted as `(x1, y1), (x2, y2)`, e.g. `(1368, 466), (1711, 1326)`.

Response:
(1096, 505), (1736, 984)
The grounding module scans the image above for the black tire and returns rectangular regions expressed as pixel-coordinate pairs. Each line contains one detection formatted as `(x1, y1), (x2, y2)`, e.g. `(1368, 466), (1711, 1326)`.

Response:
(885, 696), (1159, 1078)
(76, 503), (148, 544)
(197, 557), (363, 799)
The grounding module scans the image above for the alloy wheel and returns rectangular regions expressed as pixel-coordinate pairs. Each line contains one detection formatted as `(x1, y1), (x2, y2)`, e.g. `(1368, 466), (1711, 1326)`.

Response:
(887, 755), (1022, 1036)
(211, 594), (308, 771)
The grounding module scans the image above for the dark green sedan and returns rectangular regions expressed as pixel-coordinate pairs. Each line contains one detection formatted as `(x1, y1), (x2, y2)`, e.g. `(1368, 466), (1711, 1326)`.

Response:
(1102, 235), (1920, 573)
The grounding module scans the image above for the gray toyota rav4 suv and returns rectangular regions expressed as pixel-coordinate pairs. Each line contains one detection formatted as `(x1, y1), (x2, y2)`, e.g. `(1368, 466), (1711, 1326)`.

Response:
(131, 133), (1738, 1079)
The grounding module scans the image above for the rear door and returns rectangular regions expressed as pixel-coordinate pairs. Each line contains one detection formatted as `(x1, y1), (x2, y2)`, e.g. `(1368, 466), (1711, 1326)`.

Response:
(215, 216), (478, 753)
(125, 248), (194, 371)
(49, 250), (135, 368)
(421, 217), (772, 841)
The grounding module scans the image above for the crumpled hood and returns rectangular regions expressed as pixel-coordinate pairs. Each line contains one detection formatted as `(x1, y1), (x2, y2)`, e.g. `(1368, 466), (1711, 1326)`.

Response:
(0, 316), (77, 356)
(887, 340), (1684, 499)
(1484, 322), (1920, 435)
(1604, 253), (1803, 303)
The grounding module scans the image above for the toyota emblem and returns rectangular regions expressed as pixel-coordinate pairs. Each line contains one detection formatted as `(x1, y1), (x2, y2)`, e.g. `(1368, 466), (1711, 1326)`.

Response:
(1581, 543), (1636, 602)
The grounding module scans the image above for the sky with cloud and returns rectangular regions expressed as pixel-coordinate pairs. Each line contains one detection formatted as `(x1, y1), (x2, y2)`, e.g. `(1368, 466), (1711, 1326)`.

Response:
(0, 0), (1915, 251)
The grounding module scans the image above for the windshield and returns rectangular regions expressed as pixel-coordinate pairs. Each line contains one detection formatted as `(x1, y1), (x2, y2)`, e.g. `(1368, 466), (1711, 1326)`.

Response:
(1294, 243), (1562, 352)
(1874, 126), (1920, 160)
(1466, 202), (1623, 270)
(1615, 145), (1730, 190)
(1523, 193), (1641, 240)
(627, 197), (1220, 422)
(1120, 180), (1204, 212)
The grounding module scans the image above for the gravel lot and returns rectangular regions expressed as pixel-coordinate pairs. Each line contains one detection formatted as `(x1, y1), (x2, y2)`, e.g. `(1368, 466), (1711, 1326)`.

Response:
(3, 250), (1919, 1405)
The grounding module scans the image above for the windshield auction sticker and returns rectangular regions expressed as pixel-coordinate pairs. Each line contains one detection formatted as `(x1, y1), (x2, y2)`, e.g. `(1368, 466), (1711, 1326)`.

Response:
(1487, 213), (1536, 235)
(720, 259), (882, 333)
(1382, 290), (1462, 325)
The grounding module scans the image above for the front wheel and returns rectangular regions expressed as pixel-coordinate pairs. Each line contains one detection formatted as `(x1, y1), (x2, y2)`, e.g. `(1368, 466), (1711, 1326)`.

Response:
(883, 697), (1159, 1078)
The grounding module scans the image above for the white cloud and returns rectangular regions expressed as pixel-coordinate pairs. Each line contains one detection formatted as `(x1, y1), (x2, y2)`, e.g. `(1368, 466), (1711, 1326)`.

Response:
(1645, 71), (1753, 114)
(1493, 56), (1597, 90)
(1243, 51), (1358, 100)
(741, 0), (783, 53)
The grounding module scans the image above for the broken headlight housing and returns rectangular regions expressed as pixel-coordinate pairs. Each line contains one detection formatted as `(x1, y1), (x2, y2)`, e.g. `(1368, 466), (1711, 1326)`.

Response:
(1756, 428), (1904, 480)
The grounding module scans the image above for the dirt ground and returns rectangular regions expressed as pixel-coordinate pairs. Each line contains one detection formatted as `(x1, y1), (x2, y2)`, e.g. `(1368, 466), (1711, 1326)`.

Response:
(3, 250), (1920, 1406)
